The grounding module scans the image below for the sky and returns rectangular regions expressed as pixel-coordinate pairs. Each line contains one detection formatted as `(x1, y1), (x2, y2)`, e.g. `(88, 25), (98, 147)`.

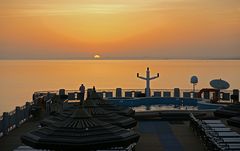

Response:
(0, 0), (240, 59)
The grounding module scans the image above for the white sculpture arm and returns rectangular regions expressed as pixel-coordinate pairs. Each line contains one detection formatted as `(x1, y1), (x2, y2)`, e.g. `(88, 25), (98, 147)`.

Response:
(137, 73), (147, 80)
(150, 73), (160, 80)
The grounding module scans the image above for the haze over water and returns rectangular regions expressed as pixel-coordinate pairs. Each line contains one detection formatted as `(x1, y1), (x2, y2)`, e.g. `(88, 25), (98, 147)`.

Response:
(0, 60), (239, 114)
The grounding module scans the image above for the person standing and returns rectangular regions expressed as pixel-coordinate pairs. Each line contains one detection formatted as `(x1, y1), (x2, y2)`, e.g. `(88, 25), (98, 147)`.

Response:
(79, 84), (85, 105)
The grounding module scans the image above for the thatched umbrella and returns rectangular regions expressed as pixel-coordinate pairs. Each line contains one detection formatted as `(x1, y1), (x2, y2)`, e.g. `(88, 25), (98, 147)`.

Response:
(21, 109), (140, 151)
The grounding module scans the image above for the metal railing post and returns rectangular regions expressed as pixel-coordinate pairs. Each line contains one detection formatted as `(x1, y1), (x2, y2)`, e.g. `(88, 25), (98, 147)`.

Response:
(2, 112), (9, 135)
(15, 106), (21, 128)
(25, 102), (31, 120)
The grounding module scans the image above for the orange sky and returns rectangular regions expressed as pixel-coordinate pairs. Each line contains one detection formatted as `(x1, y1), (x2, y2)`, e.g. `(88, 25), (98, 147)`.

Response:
(0, 0), (240, 59)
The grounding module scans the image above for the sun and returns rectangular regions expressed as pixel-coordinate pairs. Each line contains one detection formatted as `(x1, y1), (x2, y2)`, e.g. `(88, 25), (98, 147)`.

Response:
(94, 54), (101, 59)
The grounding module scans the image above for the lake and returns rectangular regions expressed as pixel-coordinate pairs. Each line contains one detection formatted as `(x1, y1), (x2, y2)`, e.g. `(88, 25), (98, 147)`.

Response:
(0, 60), (239, 114)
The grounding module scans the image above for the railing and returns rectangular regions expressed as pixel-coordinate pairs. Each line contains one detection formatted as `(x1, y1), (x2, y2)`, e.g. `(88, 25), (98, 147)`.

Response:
(34, 88), (235, 101)
(0, 102), (33, 138)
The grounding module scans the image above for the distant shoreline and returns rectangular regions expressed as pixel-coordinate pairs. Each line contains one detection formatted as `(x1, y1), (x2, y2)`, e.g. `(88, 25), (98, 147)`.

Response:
(0, 58), (239, 61)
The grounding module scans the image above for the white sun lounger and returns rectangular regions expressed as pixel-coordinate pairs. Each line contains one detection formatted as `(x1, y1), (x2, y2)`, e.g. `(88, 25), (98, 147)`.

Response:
(202, 120), (222, 124)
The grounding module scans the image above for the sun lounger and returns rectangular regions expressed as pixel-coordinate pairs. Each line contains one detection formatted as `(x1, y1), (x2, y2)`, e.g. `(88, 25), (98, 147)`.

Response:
(219, 138), (240, 143)
(202, 120), (222, 124)
(206, 128), (231, 132)
(210, 132), (240, 138)
(227, 116), (240, 128)
(224, 144), (240, 150)
(189, 114), (240, 151)
(204, 123), (226, 128)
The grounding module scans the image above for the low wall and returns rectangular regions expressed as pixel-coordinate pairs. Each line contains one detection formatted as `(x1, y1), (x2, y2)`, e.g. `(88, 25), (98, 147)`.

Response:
(34, 88), (237, 102)
(107, 97), (198, 107)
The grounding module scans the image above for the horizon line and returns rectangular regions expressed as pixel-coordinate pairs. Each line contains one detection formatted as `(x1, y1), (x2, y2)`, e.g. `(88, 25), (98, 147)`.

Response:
(0, 57), (240, 61)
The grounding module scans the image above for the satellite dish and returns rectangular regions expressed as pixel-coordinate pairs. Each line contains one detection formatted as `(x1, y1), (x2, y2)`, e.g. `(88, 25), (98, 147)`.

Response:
(190, 76), (198, 92)
(191, 76), (198, 84)
(210, 79), (230, 90)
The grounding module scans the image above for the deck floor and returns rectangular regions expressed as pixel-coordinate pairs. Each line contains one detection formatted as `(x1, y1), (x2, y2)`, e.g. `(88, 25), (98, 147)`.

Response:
(136, 121), (205, 151)
(0, 119), (40, 151)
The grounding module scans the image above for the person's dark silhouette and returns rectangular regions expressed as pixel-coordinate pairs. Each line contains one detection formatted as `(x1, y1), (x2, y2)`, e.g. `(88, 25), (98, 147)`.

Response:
(93, 86), (96, 93)
(79, 84), (85, 105)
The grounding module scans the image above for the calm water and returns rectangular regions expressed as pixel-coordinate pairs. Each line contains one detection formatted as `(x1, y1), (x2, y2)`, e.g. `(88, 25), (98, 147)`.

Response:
(0, 60), (239, 114)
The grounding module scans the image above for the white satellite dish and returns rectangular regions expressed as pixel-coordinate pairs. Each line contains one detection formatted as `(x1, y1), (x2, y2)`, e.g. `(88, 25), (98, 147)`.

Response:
(190, 76), (198, 92)
(210, 79), (230, 90)
(191, 76), (198, 84)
